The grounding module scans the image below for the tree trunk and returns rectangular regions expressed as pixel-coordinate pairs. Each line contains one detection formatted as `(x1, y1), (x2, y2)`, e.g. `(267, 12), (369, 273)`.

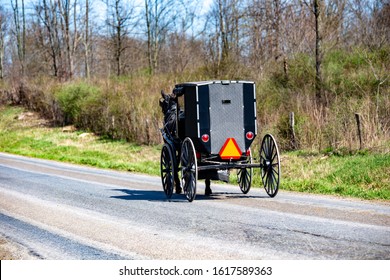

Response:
(218, 0), (229, 62)
(273, 0), (281, 61)
(0, 38), (3, 79)
(115, 0), (122, 76)
(84, 0), (90, 79)
(0, 9), (5, 80)
(11, 0), (26, 76)
(42, 0), (59, 77)
(145, 0), (153, 75)
(314, 0), (323, 103)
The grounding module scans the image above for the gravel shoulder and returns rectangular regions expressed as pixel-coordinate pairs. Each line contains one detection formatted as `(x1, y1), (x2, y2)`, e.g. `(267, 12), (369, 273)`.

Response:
(0, 236), (38, 260)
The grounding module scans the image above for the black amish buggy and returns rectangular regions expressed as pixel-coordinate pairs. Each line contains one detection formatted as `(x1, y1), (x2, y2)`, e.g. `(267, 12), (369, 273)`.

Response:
(159, 80), (280, 202)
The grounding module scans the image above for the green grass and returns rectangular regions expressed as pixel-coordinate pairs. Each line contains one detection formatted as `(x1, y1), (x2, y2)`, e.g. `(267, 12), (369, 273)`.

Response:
(281, 151), (390, 200)
(1, 105), (389, 200)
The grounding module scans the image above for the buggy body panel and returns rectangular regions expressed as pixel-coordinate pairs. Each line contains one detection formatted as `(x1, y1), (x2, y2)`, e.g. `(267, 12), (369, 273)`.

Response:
(175, 80), (257, 158)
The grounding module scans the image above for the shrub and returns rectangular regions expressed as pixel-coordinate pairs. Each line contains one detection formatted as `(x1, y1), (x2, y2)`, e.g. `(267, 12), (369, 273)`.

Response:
(55, 82), (103, 127)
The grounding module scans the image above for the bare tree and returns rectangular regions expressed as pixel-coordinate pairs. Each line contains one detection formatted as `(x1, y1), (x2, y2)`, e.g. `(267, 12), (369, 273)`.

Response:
(313, 0), (322, 102)
(302, 0), (324, 102)
(218, 0), (229, 61)
(35, 0), (63, 78)
(34, 0), (83, 80)
(144, 0), (179, 75)
(373, 1), (390, 48)
(273, 0), (282, 61)
(0, 6), (7, 79)
(244, 0), (288, 75)
(244, 0), (266, 71)
(57, 0), (83, 80)
(216, 0), (243, 62)
(348, 0), (390, 49)
(301, 0), (347, 102)
(160, 1), (200, 74)
(374, 0), (390, 48)
(11, 0), (26, 76)
(105, 0), (136, 76)
(203, 0), (244, 75)
(83, 0), (91, 78)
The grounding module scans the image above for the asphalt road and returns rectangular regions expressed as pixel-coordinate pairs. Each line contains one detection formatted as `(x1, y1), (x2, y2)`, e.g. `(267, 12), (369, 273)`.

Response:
(0, 152), (389, 260)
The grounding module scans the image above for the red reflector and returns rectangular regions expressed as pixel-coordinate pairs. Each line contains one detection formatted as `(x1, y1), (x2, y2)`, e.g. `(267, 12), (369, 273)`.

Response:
(246, 131), (254, 140)
(201, 134), (209, 142)
(246, 149), (251, 156)
(196, 152), (201, 159)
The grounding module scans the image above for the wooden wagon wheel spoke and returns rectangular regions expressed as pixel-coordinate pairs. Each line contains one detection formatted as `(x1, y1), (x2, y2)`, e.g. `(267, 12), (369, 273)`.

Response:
(271, 149), (278, 163)
(238, 149), (252, 194)
(260, 134), (281, 198)
(160, 144), (174, 199)
(180, 138), (197, 202)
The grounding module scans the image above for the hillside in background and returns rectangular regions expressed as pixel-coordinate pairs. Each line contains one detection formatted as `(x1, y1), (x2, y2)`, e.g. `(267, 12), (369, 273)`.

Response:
(0, 0), (389, 153)
(1, 48), (389, 154)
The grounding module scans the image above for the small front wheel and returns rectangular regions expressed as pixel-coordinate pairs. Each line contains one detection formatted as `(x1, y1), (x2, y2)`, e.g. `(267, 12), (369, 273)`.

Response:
(180, 137), (197, 202)
(160, 144), (175, 199)
(260, 134), (281, 197)
(238, 149), (252, 194)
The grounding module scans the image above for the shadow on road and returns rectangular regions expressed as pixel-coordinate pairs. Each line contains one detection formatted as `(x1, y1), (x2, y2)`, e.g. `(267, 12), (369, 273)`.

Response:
(110, 188), (268, 202)
(110, 189), (170, 202)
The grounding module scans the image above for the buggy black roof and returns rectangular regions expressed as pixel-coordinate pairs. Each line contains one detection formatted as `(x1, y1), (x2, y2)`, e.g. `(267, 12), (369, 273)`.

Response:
(175, 80), (254, 87)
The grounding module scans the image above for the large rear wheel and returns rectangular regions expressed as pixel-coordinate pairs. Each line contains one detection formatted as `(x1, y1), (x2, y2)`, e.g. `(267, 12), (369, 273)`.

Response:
(160, 144), (175, 199)
(260, 134), (280, 197)
(180, 138), (197, 202)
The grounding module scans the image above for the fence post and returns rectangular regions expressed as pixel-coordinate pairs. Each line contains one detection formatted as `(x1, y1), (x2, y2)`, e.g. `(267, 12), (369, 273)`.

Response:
(145, 118), (150, 144)
(289, 112), (297, 150)
(355, 113), (363, 150)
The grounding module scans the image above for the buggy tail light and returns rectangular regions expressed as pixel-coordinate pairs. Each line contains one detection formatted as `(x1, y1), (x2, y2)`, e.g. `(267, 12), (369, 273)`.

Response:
(246, 131), (254, 140)
(201, 134), (209, 143)
(246, 149), (251, 157)
(196, 151), (201, 159)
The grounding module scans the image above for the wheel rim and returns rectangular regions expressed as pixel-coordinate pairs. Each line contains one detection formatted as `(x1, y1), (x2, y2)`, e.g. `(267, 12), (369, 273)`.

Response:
(160, 145), (174, 199)
(180, 138), (197, 202)
(238, 153), (252, 194)
(260, 134), (280, 197)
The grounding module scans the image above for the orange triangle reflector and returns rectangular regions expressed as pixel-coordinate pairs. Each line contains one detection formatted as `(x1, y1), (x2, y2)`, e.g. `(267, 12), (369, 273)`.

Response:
(219, 138), (242, 160)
